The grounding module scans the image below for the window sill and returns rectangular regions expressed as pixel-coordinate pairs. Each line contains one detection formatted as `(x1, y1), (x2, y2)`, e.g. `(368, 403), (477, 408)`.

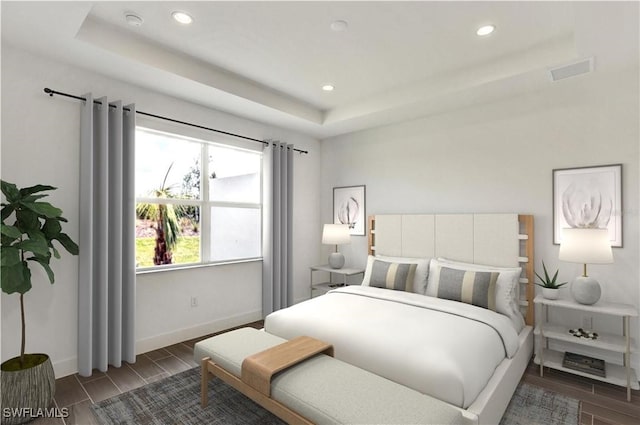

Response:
(136, 258), (262, 275)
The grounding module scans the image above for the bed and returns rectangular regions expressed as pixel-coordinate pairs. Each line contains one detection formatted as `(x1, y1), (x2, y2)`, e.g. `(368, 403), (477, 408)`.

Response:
(265, 213), (535, 425)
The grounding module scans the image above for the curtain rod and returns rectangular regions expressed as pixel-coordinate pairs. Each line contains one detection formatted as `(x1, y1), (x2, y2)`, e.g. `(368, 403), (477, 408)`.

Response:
(43, 88), (309, 155)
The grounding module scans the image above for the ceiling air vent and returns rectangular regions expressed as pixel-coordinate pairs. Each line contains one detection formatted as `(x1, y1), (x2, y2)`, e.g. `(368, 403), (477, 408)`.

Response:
(548, 57), (594, 82)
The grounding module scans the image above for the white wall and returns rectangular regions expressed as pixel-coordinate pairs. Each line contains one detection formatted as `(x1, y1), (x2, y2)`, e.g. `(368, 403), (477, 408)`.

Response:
(321, 65), (640, 371)
(0, 45), (321, 377)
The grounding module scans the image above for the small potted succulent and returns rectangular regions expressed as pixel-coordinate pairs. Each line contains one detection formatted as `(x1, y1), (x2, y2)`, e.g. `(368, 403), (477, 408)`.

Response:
(535, 261), (567, 300)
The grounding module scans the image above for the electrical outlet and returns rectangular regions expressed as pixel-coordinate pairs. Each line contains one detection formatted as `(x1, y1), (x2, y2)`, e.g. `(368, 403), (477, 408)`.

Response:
(581, 316), (593, 330)
(190, 297), (198, 308)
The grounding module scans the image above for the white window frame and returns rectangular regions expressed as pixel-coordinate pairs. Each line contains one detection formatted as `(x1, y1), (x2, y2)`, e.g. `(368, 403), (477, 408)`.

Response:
(135, 127), (263, 272)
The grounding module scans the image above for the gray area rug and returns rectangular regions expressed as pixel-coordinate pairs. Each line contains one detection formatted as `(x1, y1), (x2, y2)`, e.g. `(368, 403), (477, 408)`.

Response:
(92, 367), (284, 425)
(92, 367), (580, 425)
(499, 381), (581, 425)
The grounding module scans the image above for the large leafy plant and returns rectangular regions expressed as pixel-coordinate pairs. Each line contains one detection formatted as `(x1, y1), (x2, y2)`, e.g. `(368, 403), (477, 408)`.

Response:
(1, 180), (78, 369)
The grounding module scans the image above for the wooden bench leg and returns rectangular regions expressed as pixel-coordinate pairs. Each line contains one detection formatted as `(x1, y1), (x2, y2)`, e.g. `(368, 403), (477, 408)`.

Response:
(201, 357), (210, 408)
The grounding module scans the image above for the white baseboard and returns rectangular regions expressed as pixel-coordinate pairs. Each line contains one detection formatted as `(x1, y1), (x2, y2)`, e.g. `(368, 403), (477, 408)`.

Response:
(52, 356), (78, 379)
(136, 310), (263, 355)
(52, 310), (263, 378)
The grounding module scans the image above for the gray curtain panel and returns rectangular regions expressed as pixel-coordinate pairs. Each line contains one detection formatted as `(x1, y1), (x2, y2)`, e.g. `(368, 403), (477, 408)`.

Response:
(262, 141), (294, 317)
(78, 94), (136, 376)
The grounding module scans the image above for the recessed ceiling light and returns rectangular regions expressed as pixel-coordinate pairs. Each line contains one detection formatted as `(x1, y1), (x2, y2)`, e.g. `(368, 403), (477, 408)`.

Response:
(330, 20), (348, 32)
(322, 84), (335, 92)
(172, 11), (193, 25)
(476, 25), (495, 36)
(124, 12), (144, 27)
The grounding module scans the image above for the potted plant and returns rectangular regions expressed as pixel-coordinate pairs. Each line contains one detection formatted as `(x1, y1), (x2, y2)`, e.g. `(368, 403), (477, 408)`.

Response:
(535, 261), (567, 300)
(1, 181), (78, 425)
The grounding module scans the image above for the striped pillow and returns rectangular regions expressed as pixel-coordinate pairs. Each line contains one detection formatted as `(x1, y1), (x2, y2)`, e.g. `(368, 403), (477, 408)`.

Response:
(369, 260), (418, 292)
(436, 267), (499, 310)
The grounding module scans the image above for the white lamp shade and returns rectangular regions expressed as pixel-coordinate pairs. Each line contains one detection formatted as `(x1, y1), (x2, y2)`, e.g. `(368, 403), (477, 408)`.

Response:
(322, 224), (351, 245)
(559, 228), (613, 264)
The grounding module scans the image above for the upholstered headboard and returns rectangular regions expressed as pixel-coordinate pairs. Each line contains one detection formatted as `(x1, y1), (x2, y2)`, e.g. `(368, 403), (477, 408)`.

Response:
(367, 214), (535, 326)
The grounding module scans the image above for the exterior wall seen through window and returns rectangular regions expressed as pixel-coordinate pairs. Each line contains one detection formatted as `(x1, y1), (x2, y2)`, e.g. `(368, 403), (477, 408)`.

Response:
(135, 127), (262, 270)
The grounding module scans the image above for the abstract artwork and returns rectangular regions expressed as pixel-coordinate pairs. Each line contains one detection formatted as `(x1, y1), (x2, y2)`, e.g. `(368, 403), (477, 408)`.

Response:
(553, 164), (622, 247)
(333, 185), (366, 236)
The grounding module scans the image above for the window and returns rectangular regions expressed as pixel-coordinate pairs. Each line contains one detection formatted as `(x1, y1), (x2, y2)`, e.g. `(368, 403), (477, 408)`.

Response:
(135, 128), (262, 269)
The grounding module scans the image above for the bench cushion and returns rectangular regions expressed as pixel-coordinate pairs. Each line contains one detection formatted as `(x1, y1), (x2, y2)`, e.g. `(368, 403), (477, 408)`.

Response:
(194, 327), (286, 377)
(195, 328), (462, 425)
(271, 355), (462, 425)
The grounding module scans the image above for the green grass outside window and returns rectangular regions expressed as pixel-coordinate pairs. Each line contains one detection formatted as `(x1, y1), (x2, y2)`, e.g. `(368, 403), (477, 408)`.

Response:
(136, 236), (200, 268)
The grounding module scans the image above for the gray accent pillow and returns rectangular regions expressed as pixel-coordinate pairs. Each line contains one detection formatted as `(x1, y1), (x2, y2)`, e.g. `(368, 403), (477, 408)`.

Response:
(361, 255), (430, 294)
(369, 260), (417, 292)
(437, 267), (499, 310)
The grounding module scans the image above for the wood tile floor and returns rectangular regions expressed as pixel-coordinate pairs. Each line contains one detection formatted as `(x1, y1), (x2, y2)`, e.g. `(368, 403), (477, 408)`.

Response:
(36, 321), (639, 425)
(32, 321), (263, 425)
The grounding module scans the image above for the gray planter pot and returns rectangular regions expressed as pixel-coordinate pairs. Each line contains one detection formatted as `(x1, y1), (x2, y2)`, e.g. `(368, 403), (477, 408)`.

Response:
(1, 354), (55, 425)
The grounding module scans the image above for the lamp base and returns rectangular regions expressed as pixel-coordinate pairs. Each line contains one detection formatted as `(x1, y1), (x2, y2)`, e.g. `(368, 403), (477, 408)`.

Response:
(328, 252), (345, 269)
(571, 275), (601, 305)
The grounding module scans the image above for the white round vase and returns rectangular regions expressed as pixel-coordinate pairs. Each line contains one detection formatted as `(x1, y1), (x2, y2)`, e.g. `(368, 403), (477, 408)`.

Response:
(542, 288), (560, 300)
(570, 276), (601, 305)
(328, 252), (345, 269)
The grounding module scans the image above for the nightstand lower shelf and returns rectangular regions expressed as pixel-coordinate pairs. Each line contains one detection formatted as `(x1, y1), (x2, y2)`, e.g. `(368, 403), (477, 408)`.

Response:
(309, 265), (365, 298)
(534, 348), (639, 390)
(311, 282), (346, 297)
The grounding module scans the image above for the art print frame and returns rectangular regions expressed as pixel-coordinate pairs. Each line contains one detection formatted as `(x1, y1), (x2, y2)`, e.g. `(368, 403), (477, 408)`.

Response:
(553, 164), (622, 247)
(333, 185), (366, 236)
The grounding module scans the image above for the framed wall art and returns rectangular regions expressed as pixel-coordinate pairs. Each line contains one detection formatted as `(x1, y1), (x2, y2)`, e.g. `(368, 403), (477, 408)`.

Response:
(553, 164), (622, 247)
(333, 185), (366, 236)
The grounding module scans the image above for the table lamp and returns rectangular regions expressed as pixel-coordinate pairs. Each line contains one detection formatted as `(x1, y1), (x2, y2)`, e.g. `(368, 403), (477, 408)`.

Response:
(559, 228), (613, 305)
(322, 224), (350, 269)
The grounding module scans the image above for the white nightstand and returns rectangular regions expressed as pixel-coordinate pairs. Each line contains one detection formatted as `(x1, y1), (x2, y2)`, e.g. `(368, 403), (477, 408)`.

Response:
(309, 265), (365, 298)
(533, 294), (639, 401)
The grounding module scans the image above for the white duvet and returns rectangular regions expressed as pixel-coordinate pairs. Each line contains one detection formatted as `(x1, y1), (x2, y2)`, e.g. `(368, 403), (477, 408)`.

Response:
(264, 285), (520, 408)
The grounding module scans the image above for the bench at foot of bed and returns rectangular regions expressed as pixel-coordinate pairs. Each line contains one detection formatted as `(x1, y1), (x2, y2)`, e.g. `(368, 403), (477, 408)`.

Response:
(194, 327), (463, 425)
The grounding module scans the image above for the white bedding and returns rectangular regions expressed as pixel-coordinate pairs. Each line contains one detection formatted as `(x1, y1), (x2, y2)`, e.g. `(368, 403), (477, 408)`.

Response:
(264, 285), (520, 409)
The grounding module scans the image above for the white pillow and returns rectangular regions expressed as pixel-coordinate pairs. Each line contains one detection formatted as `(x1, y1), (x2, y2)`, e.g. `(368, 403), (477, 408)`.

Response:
(362, 255), (430, 294)
(426, 257), (525, 332)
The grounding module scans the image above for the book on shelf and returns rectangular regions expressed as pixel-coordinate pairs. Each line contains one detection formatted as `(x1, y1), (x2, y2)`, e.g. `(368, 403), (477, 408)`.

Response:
(562, 351), (606, 378)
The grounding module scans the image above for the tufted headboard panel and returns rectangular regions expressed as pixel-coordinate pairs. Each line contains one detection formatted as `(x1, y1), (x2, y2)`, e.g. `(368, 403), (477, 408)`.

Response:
(368, 213), (535, 326)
